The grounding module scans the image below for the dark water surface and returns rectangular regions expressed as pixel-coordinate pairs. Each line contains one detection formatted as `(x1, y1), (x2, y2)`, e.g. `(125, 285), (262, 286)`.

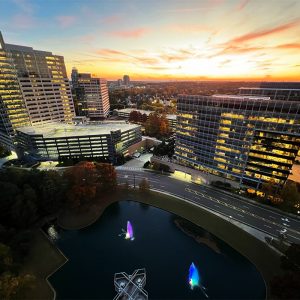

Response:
(48, 200), (266, 299)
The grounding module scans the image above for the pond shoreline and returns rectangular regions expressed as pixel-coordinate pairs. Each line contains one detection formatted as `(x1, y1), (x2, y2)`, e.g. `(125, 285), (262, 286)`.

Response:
(34, 189), (282, 299)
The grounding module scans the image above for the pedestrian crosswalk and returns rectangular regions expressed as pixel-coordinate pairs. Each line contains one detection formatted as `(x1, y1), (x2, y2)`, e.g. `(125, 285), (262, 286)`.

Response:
(116, 166), (144, 172)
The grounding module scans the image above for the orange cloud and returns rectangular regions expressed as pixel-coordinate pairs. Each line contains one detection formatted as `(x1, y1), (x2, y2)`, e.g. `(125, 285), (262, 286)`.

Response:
(109, 28), (150, 38)
(229, 19), (300, 44)
(275, 43), (300, 50)
(167, 24), (210, 33)
(97, 49), (126, 56)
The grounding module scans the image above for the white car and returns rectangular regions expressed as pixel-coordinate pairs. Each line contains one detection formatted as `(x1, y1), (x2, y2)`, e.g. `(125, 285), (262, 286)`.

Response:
(133, 152), (141, 158)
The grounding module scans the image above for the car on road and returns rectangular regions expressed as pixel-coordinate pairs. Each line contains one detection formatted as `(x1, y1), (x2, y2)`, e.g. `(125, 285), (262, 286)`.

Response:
(132, 152), (141, 158)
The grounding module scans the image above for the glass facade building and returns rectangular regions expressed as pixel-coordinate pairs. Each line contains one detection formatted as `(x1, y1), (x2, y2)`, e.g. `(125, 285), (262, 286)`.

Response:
(176, 94), (300, 190)
(16, 122), (141, 162)
(239, 82), (300, 102)
(71, 68), (110, 119)
(4, 37), (74, 125)
(0, 32), (30, 149)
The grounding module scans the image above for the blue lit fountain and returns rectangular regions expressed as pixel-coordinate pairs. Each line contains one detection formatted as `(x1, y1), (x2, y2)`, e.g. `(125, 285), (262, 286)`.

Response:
(188, 262), (208, 298)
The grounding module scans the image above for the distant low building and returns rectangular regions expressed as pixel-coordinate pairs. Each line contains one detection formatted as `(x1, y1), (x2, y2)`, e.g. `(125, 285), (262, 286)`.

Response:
(114, 108), (177, 131)
(16, 121), (141, 162)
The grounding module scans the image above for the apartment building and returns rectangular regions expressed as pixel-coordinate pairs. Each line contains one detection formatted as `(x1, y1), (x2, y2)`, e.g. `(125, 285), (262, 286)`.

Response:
(175, 93), (300, 190)
(71, 68), (110, 119)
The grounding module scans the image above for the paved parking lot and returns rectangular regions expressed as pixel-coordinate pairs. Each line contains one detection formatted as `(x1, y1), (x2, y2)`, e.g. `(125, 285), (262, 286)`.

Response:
(122, 153), (152, 168)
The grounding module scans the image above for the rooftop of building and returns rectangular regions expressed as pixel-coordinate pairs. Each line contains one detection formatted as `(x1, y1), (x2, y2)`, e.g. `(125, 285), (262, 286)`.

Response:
(16, 121), (140, 138)
(212, 94), (271, 100)
(178, 94), (273, 101)
(239, 87), (300, 91)
(115, 108), (176, 119)
(4, 43), (60, 57)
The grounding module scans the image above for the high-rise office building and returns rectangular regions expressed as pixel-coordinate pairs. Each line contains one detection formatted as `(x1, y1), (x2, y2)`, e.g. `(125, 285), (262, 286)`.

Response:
(123, 75), (130, 86)
(4, 38), (75, 125)
(239, 82), (300, 101)
(0, 32), (30, 149)
(72, 69), (110, 119)
(176, 93), (300, 190)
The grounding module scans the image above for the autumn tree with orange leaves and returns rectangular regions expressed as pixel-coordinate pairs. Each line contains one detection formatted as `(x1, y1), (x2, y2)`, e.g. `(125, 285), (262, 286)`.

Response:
(63, 161), (117, 209)
(64, 161), (97, 209)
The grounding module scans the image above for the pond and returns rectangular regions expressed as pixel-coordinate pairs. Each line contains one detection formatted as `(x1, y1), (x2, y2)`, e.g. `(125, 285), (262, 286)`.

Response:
(48, 200), (266, 299)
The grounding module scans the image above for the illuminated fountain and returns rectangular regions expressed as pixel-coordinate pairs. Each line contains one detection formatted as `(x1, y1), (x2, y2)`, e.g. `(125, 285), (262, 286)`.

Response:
(125, 221), (134, 240)
(48, 225), (59, 241)
(188, 262), (208, 298)
(189, 262), (199, 289)
(119, 221), (135, 241)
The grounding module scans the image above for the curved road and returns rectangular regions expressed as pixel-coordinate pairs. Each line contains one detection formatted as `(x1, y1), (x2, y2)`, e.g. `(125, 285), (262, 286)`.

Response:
(116, 167), (300, 244)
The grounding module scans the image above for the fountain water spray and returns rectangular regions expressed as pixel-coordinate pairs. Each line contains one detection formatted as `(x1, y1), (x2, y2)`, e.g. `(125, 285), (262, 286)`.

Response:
(119, 221), (135, 241)
(188, 262), (209, 298)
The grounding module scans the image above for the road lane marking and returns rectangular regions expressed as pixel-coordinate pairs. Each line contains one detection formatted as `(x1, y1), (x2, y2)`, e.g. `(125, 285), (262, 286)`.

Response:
(264, 225), (272, 229)
(237, 214), (244, 218)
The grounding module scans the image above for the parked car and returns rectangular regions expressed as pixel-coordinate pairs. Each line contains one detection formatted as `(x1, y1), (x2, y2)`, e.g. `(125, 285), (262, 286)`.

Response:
(133, 152), (141, 158)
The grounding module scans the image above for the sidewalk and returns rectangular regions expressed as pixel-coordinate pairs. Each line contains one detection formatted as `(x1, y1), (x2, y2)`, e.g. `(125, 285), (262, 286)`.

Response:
(0, 151), (17, 168)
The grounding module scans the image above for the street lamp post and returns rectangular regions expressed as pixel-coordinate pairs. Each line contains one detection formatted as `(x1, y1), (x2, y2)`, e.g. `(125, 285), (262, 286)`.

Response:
(133, 174), (136, 189)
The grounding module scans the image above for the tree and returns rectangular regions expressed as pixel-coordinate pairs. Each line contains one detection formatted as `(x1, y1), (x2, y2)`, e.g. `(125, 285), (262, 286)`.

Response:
(0, 243), (12, 274)
(280, 181), (300, 212)
(271, 271), (300, 299)
(139, 178), (150, 192)
(63, 161), (97, 209)
(0, 272), (35, 300)
(141, 113), (148, 123)
(261, 179), (278, 201)
(128, 110), (142, 123)
(0, 145), (11, 158)
(271, 243), (300, 299)
(94, 163), (117, 192)
(40, 171), (66, 214)
(145, 112), (160, 137)
(281, 243), (300, 271)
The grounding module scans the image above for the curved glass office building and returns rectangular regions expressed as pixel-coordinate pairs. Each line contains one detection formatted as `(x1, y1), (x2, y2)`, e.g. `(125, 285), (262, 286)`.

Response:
(176, 93), (300, 190)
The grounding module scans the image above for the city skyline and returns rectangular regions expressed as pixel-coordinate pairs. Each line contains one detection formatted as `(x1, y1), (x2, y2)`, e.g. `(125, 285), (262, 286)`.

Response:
(1, 0), (300, 81)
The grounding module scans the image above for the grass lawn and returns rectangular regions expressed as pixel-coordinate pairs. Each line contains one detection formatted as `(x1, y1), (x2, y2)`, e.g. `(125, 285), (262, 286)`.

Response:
(20, 230), (67, 300)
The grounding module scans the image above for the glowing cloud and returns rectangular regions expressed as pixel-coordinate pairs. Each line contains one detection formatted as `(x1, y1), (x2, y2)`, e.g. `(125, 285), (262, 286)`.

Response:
(109, 28), (150, 38)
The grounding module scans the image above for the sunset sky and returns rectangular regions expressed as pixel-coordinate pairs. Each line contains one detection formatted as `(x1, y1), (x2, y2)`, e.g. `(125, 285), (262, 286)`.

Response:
(1, 0), (300, 81)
